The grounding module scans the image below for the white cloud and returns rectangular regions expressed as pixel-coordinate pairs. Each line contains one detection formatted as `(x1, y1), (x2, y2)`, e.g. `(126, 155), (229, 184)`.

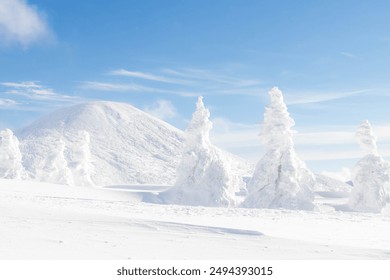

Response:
(1, 81), (78, 102)
(109, 69), (191, 85)
(1, 81), (41, 88)
(284, 89), (371, 105)
(294, 130), (355, 146)
(0, 98), (17, 107)
(85, 67), (264, 97)
(340, 52), (356, 58)
(0, 0), (51, 47)
(144, 100), (177, 120)
(162, 68), (261, 87)
(211, 117), (260, 148)
(80, 81), (147, 92)
(79, 81), (199, 97)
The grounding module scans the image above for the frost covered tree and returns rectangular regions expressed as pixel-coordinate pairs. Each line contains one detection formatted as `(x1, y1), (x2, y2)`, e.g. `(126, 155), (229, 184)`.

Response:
(0, 128), (25, 179)
(162, 96), (239, 207)
(242, 87), (315, 210)
(349, 120), (390, 213)
(68, 130), (94, 186)
(35, 138), (74, 185)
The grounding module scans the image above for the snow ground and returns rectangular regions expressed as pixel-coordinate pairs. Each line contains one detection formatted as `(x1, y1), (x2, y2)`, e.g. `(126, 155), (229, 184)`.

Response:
(0, 179), (389, 259)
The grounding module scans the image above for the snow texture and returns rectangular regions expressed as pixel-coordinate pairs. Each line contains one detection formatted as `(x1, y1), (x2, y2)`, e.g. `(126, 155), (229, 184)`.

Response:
(349, 121), (390, 213)
(1, 178), (390, 260)
(0, 128), (24, 179)
(161, 96), (242, 207)
(243, 87), (315, 210)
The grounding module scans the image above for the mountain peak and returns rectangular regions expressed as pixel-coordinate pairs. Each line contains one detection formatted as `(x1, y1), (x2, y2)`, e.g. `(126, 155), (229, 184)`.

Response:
(19, 101), (184, 186)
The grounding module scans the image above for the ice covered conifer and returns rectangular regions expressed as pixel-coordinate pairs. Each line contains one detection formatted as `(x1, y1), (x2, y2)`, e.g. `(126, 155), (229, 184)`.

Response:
(162, 96), (239, 207)
(349, 120), (390, 213)
(0, 128), (25, 179)
(35, 138), (74, 185)
(242, 87), (315, 210)
(355, 120), (378, 155)
(68, 131), (94, 186)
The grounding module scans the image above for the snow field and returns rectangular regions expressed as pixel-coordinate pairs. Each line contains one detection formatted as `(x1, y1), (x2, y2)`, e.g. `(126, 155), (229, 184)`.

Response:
(0, 179), (389, 259)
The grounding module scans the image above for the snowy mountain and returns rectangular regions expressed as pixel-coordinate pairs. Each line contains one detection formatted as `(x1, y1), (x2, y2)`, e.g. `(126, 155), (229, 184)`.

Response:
(18, 101), (252, 187)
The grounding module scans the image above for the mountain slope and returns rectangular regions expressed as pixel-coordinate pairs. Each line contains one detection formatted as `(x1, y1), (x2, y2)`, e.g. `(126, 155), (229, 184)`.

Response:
(19, 101), (185, 186)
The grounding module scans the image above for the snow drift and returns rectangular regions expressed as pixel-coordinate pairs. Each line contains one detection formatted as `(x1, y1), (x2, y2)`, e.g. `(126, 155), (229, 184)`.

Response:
(242, 87), (315, 210)
(161, 97), (244, 207)
(349, 120), (390, 213)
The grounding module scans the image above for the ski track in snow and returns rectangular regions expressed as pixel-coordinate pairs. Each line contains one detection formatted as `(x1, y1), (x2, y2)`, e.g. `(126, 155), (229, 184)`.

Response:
(1, 179), (389, 259)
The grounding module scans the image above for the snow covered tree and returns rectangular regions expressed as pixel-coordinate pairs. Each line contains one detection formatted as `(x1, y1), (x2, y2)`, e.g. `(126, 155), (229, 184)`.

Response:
(355, 120), (378, 155)
(35, 137), (74, 185)
(0, 128), (25, 179)
(349, 120), (390, 213)
(162, 96), (239, 207)
(67, 130), (94, 186)
(242, 87), (315, 210)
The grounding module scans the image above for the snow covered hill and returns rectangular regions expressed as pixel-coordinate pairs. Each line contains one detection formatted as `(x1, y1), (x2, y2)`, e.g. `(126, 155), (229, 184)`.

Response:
(18, 101), (252, 187)
(18, 101), (184, 186)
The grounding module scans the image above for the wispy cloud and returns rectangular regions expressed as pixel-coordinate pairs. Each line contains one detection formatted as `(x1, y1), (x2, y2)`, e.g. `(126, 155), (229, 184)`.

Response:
(83, 67), (375, 105)
(109, 69), (191, 85)
(340, 51), (356, 58)
(1, 81), (41, 89)
(80, 81), (149, 92)
(82, 67), (263, 98)
(162, 68), (261, 87)
(79, 81), (199, 97)
(1, 81), (78, 102)
(0, 98), (17, 107)
(144, 100), (177, 120)
(0, 0), (52, 47)
(284, 89), (372, 105)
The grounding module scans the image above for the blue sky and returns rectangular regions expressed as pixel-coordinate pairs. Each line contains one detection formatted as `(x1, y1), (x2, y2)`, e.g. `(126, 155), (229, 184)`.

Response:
(1, 0), (390, 179)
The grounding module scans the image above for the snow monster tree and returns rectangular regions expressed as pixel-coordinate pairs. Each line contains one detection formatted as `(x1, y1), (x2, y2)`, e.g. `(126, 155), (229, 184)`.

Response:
(0, 128), (25, 179)
(349, 120), (390, 213)
(162, 96), (239, 207)
(242, 87), (315, 210)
